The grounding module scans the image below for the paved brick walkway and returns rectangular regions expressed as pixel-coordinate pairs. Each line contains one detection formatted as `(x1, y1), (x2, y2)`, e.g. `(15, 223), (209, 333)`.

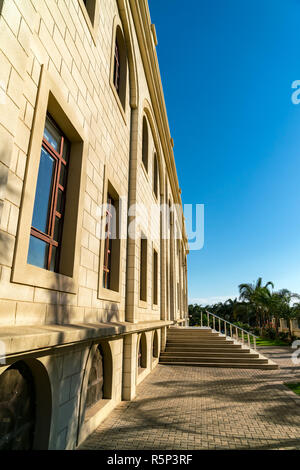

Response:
(79, 347), (300, 450)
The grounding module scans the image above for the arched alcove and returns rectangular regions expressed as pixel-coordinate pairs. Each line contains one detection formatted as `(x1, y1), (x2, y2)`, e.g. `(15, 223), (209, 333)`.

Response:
(80, 341), (113, 426)
(0, 358), (51, 450)
(137, 333), (147, 373)
(152, 330), (159, 359)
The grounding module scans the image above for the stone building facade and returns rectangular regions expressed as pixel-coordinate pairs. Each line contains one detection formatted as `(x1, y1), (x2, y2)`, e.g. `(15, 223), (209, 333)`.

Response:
(0, 0), (189, 449)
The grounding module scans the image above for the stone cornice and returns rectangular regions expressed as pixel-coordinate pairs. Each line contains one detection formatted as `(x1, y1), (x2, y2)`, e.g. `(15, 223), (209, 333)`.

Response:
(129, 0), (188, 248)
(0, 320), (184, 361)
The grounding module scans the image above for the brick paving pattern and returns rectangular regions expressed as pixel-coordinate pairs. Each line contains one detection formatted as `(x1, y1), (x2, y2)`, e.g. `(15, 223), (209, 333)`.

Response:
(79, 347), (300, 450)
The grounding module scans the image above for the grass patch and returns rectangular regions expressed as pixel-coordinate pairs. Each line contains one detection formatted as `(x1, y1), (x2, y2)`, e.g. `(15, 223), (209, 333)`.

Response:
(255, 338), (288, 346)
(284, 383), (300, 396)
(236, 334), (287, 346)
(193, 326), (289, 346)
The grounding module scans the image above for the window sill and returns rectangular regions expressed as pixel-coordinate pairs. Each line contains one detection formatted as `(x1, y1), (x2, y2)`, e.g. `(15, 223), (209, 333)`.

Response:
(138, 300), (148, 309)
(78, 398), (114, 446)
(12, 262), (77, 294)
(84, 398), (112, 422)
(137, 366), (148, 385)
(98, 286), (121, 303)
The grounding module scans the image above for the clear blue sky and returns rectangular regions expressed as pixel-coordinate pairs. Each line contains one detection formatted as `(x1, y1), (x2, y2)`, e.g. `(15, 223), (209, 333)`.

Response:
(149, 0), (300, 305)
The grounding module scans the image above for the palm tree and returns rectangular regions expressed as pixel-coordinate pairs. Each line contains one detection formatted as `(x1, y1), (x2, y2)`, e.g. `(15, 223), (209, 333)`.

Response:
(224, 298), (248, 323)
(238, 277), (274, 328)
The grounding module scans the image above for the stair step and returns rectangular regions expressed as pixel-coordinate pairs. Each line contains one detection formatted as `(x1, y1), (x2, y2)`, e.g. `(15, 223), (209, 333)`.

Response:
(166, 344), (246, 353)
(166, 340), (235, 345)
(168, 330), (217, 334)
(159, 361), (279, 370)
(167, 336), (233, 343)
(161, 351), (257, 358)
(164, 327), (278, 370)
(160, 356), (267, 364)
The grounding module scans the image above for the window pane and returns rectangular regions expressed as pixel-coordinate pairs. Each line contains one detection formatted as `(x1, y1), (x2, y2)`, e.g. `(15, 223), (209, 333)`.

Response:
(44, 117), (61, 151)
(31, 148), (55, 233)
(53, 216), (62, 242)
(56, 189), (64, 214)
(59, 164), (67, 187)
(27, 236), (49, 269)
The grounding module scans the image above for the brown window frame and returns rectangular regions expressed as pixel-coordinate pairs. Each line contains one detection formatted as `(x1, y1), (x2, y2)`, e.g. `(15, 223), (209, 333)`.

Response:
(153, 152), (158, 198)
(103, 194), (114, 290)
(30, 114), (69, 272)
(153, 249), (158, 306)
(142, 117), (148, 172)
(140, 235), (148, 302)
(113, 40), (121, 94)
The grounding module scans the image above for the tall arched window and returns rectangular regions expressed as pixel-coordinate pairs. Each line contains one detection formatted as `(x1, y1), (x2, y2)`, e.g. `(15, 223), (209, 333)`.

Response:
(113, 41), (121, 94)
(0, 361), (36, 450)
(142, 117), (148, 172)
(112, 26), (127, 110)
(153, 152), (158, 198)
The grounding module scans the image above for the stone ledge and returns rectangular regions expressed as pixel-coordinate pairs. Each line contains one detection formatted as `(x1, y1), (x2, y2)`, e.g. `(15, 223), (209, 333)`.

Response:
(0, 320), (175, 359)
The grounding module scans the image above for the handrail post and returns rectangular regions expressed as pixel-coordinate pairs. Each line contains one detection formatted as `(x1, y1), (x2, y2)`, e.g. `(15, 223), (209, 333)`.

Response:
(205, 312), (258, 348)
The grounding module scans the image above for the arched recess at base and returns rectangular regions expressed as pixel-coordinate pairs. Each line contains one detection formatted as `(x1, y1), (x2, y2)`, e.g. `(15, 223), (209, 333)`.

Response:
(137, 332), (147, 374)
(152, 330), (159, 359)
(78, 341), (113, 427)
(0, 358), (52, 450)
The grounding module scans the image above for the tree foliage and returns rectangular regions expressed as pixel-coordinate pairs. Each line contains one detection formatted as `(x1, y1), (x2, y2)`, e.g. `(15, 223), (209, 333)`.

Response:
(189, 278), (300, 340)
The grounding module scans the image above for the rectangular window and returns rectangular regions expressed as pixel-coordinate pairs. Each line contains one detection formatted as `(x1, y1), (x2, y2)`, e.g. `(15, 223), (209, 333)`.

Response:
(113, 41), (120, 94)
(103, 194), (114, 290)
(140, 236), (147, 302)
(153, 249), (158, 306)
(102, 187), (120, 293)
(27, 114), (69, 273)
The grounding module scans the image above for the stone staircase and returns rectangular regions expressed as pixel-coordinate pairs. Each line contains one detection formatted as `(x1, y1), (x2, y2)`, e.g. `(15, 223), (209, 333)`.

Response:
(159, 327), (278, 369)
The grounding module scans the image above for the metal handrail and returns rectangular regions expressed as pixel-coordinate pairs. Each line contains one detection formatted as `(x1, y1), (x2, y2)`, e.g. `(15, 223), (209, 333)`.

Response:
(200, 310), (258, 350)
